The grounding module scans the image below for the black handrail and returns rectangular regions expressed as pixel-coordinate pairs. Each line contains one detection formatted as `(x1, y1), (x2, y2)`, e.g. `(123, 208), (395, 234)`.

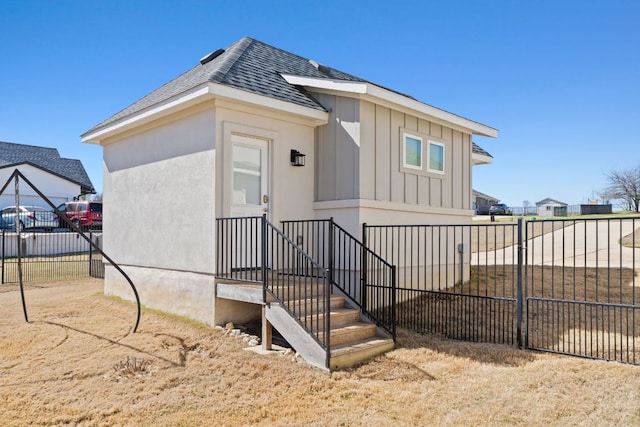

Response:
(281, 219), (396, 339)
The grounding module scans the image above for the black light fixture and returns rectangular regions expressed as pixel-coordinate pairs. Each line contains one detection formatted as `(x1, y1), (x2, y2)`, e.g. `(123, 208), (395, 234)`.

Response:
(290, 149), (306, 167)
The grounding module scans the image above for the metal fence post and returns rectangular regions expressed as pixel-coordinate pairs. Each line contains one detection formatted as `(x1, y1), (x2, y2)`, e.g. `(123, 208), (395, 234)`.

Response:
(89, 231), (94, 277)
(1, 230), (4, 284)
(328, 218), (334, 287)
(361, 222), (368, 311)
(261, 214), (267, 304)
(516, 217), (524, 348)
(391, 264), (397, 340)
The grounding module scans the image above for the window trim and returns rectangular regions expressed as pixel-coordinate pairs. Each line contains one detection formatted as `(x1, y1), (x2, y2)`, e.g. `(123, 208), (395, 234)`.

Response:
(427, 140), (445, 174)
(402, 132), (423, 170)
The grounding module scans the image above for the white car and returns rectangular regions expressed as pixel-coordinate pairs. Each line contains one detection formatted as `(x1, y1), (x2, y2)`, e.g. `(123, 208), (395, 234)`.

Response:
(0, 206), (58, 231)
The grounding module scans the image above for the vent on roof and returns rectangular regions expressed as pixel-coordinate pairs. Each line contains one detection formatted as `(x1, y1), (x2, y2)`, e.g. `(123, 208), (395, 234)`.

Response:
(200, 49), (225, 65)
(309, 59), (331, 75)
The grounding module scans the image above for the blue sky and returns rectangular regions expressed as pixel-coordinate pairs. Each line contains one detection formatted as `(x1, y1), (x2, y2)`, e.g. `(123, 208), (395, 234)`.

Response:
(1, 0), (638, 207)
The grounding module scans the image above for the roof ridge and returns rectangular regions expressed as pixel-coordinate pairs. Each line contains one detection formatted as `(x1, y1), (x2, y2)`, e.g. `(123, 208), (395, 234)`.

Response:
(206, 36), (254, 83)
(0, 140), (61, 156)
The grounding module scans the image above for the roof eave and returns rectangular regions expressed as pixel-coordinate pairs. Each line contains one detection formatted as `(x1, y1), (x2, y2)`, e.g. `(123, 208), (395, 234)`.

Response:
(472, 153), (494, 165)
(281, 74), (498, 138)
(81, 85), (212, 144)
(82, 83), (330, 144)
(0, 162), (94, 192)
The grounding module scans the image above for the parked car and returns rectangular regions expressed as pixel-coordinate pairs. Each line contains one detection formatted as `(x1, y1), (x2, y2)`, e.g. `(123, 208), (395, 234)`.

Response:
(0, 206), (58, 231)
(489, 203), (512, 216)
(57, 201), (103, 230)
(475, 204), (491, 215)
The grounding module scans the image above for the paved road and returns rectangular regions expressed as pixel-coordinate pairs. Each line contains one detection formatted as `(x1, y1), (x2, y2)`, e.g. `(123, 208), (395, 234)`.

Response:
(472, 219), (640, 269)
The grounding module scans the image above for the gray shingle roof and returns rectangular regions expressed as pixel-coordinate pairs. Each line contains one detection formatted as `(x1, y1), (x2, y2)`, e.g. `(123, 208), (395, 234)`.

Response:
(85, 36), (416, 135)
(472, 142), (493, 158)
(0, 141), (95, 194)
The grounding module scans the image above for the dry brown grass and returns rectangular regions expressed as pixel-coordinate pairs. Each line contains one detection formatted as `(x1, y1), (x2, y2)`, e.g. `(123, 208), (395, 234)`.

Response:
(2, 279), (640, 426)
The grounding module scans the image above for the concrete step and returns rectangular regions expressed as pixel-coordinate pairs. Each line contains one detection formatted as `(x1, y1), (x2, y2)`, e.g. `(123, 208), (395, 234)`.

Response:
(329, 337), (395, 370)
(216, 280), (330, 304)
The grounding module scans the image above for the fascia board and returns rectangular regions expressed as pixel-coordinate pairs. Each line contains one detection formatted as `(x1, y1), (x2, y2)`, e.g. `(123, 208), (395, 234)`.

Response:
(472, 153), (494, 165)
(365, 85), (498, 138)
(281, 74), (498, 138)
(82, 85), (212, 144)
(83, 83), (329, 144)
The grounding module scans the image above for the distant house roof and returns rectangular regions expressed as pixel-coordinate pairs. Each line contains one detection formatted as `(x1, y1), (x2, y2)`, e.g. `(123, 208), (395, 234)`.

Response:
(83, 36), (497, 140)
(0, 141), (94, 194)
(536, 198), (567, 206)
(472, 143), (492, 158)
(473, 189), (499, 202)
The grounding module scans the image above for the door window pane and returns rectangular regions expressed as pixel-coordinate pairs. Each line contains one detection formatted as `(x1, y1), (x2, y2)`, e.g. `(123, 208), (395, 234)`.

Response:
(233, 145), (261, 206)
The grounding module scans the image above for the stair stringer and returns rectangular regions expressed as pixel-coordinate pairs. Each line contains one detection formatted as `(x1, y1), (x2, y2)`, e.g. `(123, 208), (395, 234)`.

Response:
(264, 303), (328, 371)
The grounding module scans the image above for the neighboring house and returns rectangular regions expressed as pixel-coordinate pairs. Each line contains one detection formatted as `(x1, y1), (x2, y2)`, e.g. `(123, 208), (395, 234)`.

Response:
(0, 141), (95, 208)
(82, 37), (497, 367)
(536, 198), (568, 217)
(472, 189), (499, 215)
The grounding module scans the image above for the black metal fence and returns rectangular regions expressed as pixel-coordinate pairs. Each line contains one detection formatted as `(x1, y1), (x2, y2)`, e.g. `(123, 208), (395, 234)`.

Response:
(0, 229), (104, 283)
(365, 217), (640, 365)
(364, 222), (520, 345)
(525, 218), (640, 364)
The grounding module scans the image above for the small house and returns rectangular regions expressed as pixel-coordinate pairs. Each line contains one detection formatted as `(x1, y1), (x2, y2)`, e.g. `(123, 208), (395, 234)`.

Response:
(82, 37), (497, 369)
(536, 198), (568, 217)
(0, 141), (95, 208)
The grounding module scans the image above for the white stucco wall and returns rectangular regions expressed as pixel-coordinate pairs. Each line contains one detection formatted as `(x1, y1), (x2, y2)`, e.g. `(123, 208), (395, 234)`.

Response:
(100, 105), (217, 323)
(102, 106), (216, 274)
(0, 164), (83, 209)
(98, 101), (318, 325)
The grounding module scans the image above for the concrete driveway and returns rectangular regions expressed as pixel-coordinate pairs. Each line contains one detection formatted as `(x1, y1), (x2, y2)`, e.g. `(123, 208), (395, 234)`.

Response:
(472, 218), (640, 269)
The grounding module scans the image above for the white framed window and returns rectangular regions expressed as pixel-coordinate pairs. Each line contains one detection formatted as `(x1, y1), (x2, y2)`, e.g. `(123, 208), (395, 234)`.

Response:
(427, 140), (445, 174)
(403, 133), (423, 170)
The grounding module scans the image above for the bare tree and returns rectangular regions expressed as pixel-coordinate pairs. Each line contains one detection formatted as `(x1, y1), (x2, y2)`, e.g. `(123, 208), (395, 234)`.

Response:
(605, 166), (640, 212)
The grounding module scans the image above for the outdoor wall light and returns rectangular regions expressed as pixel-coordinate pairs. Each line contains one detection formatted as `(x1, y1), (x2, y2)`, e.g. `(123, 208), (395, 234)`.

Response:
(290, 149), (306, 167)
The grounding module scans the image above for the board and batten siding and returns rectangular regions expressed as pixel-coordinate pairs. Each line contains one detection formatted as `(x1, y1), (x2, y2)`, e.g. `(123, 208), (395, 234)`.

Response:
(316, 96), (472, 211)
(314, 93), (360, 201)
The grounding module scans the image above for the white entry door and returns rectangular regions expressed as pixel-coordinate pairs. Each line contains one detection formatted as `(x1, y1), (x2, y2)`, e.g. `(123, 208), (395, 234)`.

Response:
(231, 134), (269, 218)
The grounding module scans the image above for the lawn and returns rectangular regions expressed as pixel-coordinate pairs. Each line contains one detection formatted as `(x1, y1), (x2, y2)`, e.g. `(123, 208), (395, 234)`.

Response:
(1, 279), (640, 426)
